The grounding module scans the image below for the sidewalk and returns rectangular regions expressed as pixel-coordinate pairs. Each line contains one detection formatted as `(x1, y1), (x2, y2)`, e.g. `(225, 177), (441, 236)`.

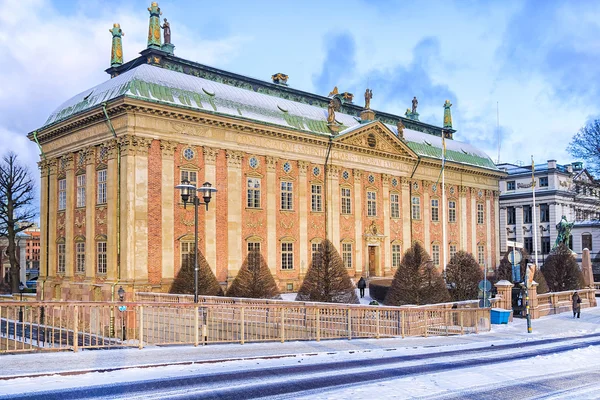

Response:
(2, 305), (599, 380)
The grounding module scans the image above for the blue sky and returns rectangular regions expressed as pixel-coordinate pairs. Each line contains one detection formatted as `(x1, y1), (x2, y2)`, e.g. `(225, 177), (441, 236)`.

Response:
(2, 0), (600, 189)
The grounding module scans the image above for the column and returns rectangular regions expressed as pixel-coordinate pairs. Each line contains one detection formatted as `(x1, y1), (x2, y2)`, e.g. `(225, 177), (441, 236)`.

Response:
(47, 160), (58, 280)
(470, 188), (476, 255)
(119, 135), (136, 282)
(161, 140), (177, 280)
(134, 137), (151, 283)
(226, 150), (243, 280)
(266, 156), (278, 275)
(401, 178), (411, 253)
(423, 182), (430, 249)
(329, 165), (340, 247)
(38, 160), (49, 281)
(106, 140), (119, 281)
(499, 206), (507, 254)
(515, 205), (524, 245)
(84, 148), (96, 280)
(353, 170), (363, 272)
(298, 161), (308, 276)
(494, 191), (501, 265)
(459, 186), (467, 251)
(64, 155), (75, 277)
(203, 147), (218, 275)
(382, 174), (391, 274)
(485, 191), (492, 270)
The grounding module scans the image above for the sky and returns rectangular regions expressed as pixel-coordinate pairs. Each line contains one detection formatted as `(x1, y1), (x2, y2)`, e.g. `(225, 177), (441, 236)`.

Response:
(2, 0), (600, 192)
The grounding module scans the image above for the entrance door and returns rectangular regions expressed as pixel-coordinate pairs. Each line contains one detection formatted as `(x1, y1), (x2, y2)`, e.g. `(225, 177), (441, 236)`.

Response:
(368, 246), (377, 277)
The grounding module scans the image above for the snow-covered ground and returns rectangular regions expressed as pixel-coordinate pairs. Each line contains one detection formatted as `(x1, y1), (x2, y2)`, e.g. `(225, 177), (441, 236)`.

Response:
(282, 288), (375, 304)
(1, 303), (599, 399)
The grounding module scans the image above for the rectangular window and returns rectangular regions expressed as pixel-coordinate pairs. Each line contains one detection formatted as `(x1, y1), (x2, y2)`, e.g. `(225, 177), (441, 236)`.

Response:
(280, 181), (293, 210)
(411, 196), (420, 220)
(507, 181), (516, 191)
(478, 245), (485, 265)
(431, 199), (439, 222)
(390, 193), (400, 218)
(97, 242), (107, 274)
(57, 243), (65, 274)
(76, 174), (86, 208)
(247, 178), (261, 208)
(311, 184), (322, 212)
(523, 205), (532, 224)
(507, 206), (516, 225)
(477, 203), (484, 224)
(540, 203), (550, 222)
(281, 242), (293, 270)
(539, 177), (548, 187)
(342, 243), (352, 268)
(248, 242), (261, 253)
(367, 191), (377, 217)
(541, 236), (551, 254)
(311, 242), (322, 268)
(76, 242), (85, 274)
(181, 241), (195, 266)
(58, 179), (67, 211)
(448, 201), (456, 223)
(341, 187), (352, 214)
(97, 170), (107, 204)
(524, 237), (533, 255)
(181, 170), (197, 186)
(392, 244), (402, 268)
(432, 244), (440, 266)
(449, 244), (457, 260)
(582, 234), (593, 251)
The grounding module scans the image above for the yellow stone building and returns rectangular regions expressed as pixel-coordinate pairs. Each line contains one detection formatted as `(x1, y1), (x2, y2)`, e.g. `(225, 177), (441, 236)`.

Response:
(29, 8), (503, 301)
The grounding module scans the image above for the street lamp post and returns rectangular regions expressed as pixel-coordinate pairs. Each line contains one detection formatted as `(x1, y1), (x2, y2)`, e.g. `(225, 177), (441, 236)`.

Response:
(118, 286), (126, 341)
(175, 180), (217, 303)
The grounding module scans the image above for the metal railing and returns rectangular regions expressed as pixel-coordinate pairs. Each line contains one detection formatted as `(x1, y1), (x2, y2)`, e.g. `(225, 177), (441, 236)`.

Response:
(0, 301), (491, 354)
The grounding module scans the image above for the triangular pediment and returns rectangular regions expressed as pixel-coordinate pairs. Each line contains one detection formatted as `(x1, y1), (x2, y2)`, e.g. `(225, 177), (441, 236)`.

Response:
(334, 121), (418, 160)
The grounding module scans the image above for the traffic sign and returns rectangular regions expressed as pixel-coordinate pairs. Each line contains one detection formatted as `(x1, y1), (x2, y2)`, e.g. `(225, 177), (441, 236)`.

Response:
(478, 280), (492, 292)
(507, 240), (523, 248)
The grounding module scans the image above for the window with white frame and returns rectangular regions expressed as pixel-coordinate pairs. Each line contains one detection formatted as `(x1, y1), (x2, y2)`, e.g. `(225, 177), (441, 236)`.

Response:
(76, 174), (86, 208)
(97, 242), (107, 274)
(311, 184), (322, 212)
(281, 242), (293, 269)
(411, 196), (420, 220)
(76, 242), (85, 274)
(449, 244), (457, 260)
(431, 199), (439, 222)
(58, 179), (67, 210)
(448, 200), (456, 223)
(181, 241), (195, 267)
(390, 193), (400, 218)
(181, 170), (197, 186)
(432, 244), (440, 266)
(280, 181), (293, 210)
(367, 191), (377, 217)
(247, 178), (261, 208)
(248, 242), (261, 253)
(478, 244), (485, 265)
(341, 187), (351, 214)
(477, 203), (484, 224)
(57, 243), (66, 274)
(342, 243), (352, 268)
(392, 243), (402, 268)
(311, 242), (322, 268)
(97, 170), (107, 204)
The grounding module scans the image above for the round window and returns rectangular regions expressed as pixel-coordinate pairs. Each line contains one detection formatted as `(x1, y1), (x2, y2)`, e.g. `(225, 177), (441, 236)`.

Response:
(283, 162), (291, 173)
(249, 157), (259, 169)
(183, 148), (195, 160)
(368, 174), (375, 184)
(313, 166), (320, 176)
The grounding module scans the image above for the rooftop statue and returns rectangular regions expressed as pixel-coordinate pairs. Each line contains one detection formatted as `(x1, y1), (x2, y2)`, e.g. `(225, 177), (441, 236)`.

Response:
(364, 88), (373, 110)
(443, 99), (453, 129)
(109, 23), (124, 67)
(328, 86), (339, 97)
(161, 18), (171, 44)
(327, 99), (336, 124)
(554, 215), (574, 249)
(412, 96), (418, 114)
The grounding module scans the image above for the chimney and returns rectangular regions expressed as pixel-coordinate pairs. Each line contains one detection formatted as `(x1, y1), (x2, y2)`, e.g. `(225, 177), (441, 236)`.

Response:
(271, 73), (288, 86)
(547, 160), (557, 169)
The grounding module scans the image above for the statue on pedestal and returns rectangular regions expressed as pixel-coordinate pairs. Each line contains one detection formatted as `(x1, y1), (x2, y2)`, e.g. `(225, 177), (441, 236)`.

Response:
(161, 18), (171, 44)
(443, 99), (453, 129)
(109, 23), (124, 67)
(412, 96), (418, 114)
(327, 99), (336, 124)
(554, 215), (574, 249)
(364, 88), (373, 109)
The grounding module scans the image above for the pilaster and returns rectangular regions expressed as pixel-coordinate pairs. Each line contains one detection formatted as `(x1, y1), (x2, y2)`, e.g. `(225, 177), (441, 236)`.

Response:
(494, 191), (500, 265)
(161, 140), (177, 280)
(353, 169), (363, 272)
(401, 178), (411, 253)
(203, 146), (219, 275)
(64, 155), (75, 278)
(106, 140), (119, 281)
(470, 188), (477, 255)
(329, 165), (340, 247)
(118, 135), (137, 282)
(485, 191), (492, 269)
(459, 186), (467, 251)
(423, 181), (430, 251)
(298, 161), (309, 276)
(515, 205), (524, 245)
(47, 160), (58, 278)
(134, 137), (151, 283)
(84, 148), (96, 280)
(382, 174), (391, 274)
(266, 156), (278, 275)
(226, 150), (243, 280)
(38, 160), (49, 282)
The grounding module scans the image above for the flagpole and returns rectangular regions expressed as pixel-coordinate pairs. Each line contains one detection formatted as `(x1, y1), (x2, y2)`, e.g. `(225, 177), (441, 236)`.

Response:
(531, 156), (539, 266)
(442, 135), (447, 280)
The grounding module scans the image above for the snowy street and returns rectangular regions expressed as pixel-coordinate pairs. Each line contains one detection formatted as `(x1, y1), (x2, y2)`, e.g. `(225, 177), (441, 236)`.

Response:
(1, 305), (599, 399)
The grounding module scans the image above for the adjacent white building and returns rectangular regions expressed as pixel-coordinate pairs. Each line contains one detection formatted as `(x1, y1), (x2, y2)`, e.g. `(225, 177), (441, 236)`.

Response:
(498, 160), (600, 280)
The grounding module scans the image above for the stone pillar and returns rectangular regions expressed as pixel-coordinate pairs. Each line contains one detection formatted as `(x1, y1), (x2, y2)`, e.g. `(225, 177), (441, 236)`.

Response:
(582, 248), (595, 288)
(64, 155), (75, 278)
(133, 137), (151, 284)
(515, 205), (523, 246)
(382, 174), (391, 274)
(106, 140), (119, 281)
(266, 156), (278, 275)
(203, 147), (219, 275)
(353, 170), (363, 272)
(226, 150), (243, 281)
(423, 182), (430, 249)
(119, 136), (136, 282)
(485, 191), (492, 269)
(494, 280), (513, 310)
(38, 160), (49, 283)
(329, 165), (340, 247)
(84, 148), (96, 281)
(401, 178), (411, 253)
(298, 161), (309, 276)
(161, 140), (177, 281)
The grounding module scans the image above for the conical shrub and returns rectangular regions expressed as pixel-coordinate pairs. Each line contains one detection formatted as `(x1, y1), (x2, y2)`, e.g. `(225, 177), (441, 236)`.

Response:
(296, 239), (359, 304)
(170, 250), (224, 296)
(542, 243), (583, 292)
(385, 242), (450, 306)
(226, 250), (281, 299)
(445, 251), (483, 301)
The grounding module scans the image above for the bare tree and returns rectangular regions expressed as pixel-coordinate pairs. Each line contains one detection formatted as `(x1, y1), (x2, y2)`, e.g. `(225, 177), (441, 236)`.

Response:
(494, 254), (513, 283)
(567, 119), (600, 176)
(385, 242), (449, 306)
(541, 243), (584, 292)
(0, 152), (36, 293)
(170, 250), (223, 296)
(445, 251), (483, 301)
(226, 250), (281, 299)
(296, 239), (359, 304)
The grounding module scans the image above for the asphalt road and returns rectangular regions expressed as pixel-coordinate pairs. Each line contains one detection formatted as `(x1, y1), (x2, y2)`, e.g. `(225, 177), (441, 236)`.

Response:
(2, 333), (600, 400)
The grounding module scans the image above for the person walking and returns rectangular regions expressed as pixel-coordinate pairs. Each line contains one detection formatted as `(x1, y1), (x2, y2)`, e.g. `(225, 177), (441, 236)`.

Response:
(572, 291), (582, 318)
(357, 277), (366, 299)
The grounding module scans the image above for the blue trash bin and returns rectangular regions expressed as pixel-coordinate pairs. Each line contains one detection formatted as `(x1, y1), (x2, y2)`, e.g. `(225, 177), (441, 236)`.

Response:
(491, 308), (511, 324)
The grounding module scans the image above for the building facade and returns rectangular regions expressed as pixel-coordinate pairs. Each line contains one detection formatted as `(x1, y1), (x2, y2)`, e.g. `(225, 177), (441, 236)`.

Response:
(498, 160), (600, 279)
(29, 5), (503, 300)
(0, 233), (28, 287)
